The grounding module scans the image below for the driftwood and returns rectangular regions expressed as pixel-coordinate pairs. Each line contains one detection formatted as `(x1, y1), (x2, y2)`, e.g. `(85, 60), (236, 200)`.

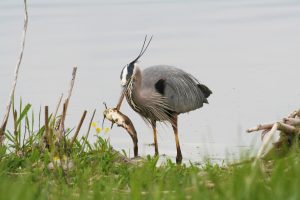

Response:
(247, 109), (300, 163)
(0, 0), (28, 145)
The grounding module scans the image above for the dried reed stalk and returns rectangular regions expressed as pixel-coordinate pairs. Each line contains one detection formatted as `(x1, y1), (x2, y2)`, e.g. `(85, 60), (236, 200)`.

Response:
(81, 109), (96, 153)
(0, 0), (28, 145)
(40, 106), (49, 150)
(70, 110), (87, 147)
(58, 67), (77, 138)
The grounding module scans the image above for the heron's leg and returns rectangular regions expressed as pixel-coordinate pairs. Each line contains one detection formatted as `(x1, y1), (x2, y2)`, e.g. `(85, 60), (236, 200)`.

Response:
(172, 115), (182, 164)
(151, 121), (159, 156)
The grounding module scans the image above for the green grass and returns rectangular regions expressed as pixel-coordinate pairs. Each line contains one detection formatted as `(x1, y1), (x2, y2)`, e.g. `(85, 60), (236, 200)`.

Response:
(1, 101), (300, 200)
(2, 146), (300, 200)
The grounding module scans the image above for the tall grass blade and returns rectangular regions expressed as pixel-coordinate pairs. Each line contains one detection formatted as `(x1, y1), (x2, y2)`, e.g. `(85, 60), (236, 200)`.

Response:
(16, 104), (31, 126)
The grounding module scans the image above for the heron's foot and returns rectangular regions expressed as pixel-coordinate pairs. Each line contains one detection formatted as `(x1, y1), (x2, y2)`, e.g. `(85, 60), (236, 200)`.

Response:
(176, 154), (182, 164)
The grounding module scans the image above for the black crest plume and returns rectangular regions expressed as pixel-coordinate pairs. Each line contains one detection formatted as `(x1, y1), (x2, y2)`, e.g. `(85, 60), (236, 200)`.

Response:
(131, 35), (153, 63)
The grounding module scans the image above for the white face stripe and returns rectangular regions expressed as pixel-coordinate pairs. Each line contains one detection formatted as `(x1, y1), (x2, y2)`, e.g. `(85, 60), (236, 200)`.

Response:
(120, 62), (138, 86)
(121, 66), (128, 86)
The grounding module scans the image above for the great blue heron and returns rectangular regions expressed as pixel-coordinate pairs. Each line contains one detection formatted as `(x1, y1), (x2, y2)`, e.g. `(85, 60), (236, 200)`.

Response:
(117, 36), (212, 164)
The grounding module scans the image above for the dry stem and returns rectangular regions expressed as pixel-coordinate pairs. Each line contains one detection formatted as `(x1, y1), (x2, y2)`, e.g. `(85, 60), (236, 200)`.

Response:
(0, 0), (28, 144)
(56, 67), (77, 141)
(81, 109), (96, 153)
(70, 110), (87, 147)
(40, 106), (49, 150)
(52, 93), (63, 123)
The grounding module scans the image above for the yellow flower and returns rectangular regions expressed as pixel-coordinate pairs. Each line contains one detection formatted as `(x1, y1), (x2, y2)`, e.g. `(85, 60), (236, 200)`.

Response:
(96, 127), (102, 133)
(91, 122), (97, 128)
(53, 156), (60, 162)
(104, 127), (110, 133)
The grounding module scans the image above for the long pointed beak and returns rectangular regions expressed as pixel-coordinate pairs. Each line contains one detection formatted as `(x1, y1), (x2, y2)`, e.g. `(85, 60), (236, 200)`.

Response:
(116, 89), (125, 111)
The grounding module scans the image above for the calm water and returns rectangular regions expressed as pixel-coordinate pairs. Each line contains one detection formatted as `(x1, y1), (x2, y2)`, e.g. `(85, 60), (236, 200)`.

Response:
(1, 0), (300, 163)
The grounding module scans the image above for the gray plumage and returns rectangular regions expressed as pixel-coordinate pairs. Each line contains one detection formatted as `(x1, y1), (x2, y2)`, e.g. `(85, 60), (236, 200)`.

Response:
(125, 65), (211, 125)
(142, 65), (210, 114)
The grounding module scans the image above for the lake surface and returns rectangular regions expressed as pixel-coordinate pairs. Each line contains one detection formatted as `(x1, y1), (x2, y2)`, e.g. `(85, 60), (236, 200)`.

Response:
(1, 0), (300, 163)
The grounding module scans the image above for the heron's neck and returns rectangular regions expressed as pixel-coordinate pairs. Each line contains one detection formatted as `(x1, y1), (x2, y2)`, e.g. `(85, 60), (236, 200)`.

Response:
(132, 67), (142, 92)
(127, 67), (146, 111)
(126, 67), (171, 123)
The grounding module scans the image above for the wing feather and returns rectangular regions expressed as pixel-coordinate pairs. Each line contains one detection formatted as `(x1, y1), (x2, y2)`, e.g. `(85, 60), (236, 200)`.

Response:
(142, 65), (211, 114)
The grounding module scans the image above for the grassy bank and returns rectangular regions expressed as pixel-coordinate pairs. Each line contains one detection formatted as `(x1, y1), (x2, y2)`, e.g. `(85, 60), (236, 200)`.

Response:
(0, 101), (300, 200)
(1, 143), (300, 200)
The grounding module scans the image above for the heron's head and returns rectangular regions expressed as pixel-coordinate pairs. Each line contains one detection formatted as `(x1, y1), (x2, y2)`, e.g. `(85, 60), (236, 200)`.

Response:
(120, 62), (137, 87)
(119, 35), (153, 87)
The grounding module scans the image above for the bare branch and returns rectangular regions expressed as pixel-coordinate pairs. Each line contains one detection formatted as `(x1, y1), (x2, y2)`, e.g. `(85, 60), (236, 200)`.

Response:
(277, 122), (297, 135)
(253, 122), (279, 165)
(283, 117), (300, 126)
(246, 123), (274, 133)
(0, 0), (29, 144)
(287, 109), (300, 118)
